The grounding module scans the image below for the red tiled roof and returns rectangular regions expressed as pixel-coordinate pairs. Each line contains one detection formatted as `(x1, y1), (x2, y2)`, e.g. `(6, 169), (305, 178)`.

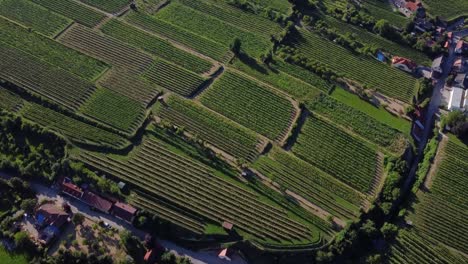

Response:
(36, 204), (69, 228)
(82, 192), (113, 213)
(392, 56), (417, 69)
(62, 182), (84, 198)
(112, 202), (137, 222)
(406, 1), (421, 12)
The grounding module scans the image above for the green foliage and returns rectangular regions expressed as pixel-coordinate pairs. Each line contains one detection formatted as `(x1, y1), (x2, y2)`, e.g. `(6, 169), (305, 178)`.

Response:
(72, 213), (85, 226)
(292, 115), (380, 193)
(441, 111), (468, 140)
(380, 223), (398, 239)
(20, 198), (37, 214)
(422, 0), (468, 20)
(0, 0), (71, 37)
(413, 137), (438, 192)
(80, 0), (130, 13)
(31, 0), (106, 27)
(14, 231), (29, 247)
(201, 70), (295, 140)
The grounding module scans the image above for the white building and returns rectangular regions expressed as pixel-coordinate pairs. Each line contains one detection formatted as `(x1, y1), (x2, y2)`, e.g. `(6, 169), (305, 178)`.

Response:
(448, 87), (466, 111)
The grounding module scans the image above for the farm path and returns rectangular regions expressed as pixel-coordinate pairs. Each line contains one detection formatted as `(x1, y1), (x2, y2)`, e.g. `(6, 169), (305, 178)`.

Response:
(422, 134), (448, 190)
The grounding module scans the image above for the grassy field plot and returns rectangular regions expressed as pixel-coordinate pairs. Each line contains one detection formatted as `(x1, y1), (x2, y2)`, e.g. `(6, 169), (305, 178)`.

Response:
(79, 88), (146, 134)
(288, 29), (417, 102)
(423, 0), (468, 20)
(126, 12), (231, 62)
(308, 94), (408, 153)
(362, 0), (408, 27)
(77, 133), (325, 245)
(80, 0), (129, 13)
(231, 56), (321, 101)
(154, 1), (273, 57)
(201, 70), (296, 141)
(21, 102), (130, 149)
(32, 0), (106, 28)
(408, 137), (468, 253)
(0, 87), (24, 112)
(292, 115), (381, 194)
(253, 148), (364, 220)
(0, 0), (71, 37)
(0, 247), (28, 264)
(101, 19), (213, 74)
(0, 17), (106, 81)
(156, 95), (264, 161)
(0, 43), (95, 110)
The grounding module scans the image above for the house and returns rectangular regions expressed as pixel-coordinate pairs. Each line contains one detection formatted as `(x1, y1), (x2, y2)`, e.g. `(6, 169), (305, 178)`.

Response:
(111, 202), (137, 223)
(452, 58), (464, 73)
(431, 56), (444, 78)
(222, 221), (234, 231)
(455, 40), (467, 54)
(61, 181), (84, 199)
(454, 73), (468, 88)
(448, 87), (466, 111)
(82, 191), (113, 213)
(35, 204), (70, 245)
(404, 1), (422, 13)
(392, 56), (417, 73)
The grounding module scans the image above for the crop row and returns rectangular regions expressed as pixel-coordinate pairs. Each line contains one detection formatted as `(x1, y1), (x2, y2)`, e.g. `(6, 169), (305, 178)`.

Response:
(0, 0), (71, 37)
(32, 0), (107, 28)
(142, 59), (206, 97)
(201, 70), (295, 140)
(157, 95), (263, 161)
(362, 1), (408, 27)
(177, 0), (282, 36)
(125, 12), (231, 62)
(100, 19), (213, 74)
(0, 43), (95, 110)
(155, 2), (272, 58)
(253, 150), (362, 220)
(292, 115), (380, 194)
(132, 191), (206, 235)
(290, 29), (417, 102)
(79, 88), (146, 134)
(0, 17), (107, 81)
(307, 94), (407, 153)
(0, 88), (23, 113)
(389, 229), (466, 264)
(445, 140), (468, 162)
(77, 138), (316, 243)
(79, 0), (129, 14)
(21, 102), (129, 149)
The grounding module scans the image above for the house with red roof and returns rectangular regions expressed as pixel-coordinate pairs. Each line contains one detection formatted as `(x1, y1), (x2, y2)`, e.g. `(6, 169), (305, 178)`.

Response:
(35, 203), (70, 245)
(82, 191), (113, 213)
(61, 181), (84, 199)
(111, 202), (137, 223)
(405, 0), (422, 13)
(455, 40), (467, 54)
(392, 56), (417, 73)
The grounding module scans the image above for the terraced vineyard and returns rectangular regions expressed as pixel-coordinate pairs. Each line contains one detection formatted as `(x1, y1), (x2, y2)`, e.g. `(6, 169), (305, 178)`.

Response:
(125, 12), (231, 62)
(408, 137), (468, 254)
(0, 0), (72, 37)
(0, 87), (23, 112)
(292, 115), (381, 194)
(0, 17), (107, 81)
(201, 70), (296, 141)
(79, 0), (129, 13)
(0, 43), (95, 110)
(31, 0), (107, 28)
(100, 19), (213, 74)
(253, 148), (364, 220)
(21, 102), (130, 149)
(362, 0), (408, 27)
(287, 29), (418, 102)
(79, 88), (146, 134)
(77, 135), (326, 245)
(308, 94), (408, 153)
(423, 0), (468, 20)
(156, 95), (264, 161)
(154, 0), (275, 57)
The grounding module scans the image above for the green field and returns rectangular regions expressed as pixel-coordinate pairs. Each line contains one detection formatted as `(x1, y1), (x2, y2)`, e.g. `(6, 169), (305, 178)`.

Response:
(201, 70), (296, 141)
(126, 11), (231, 62)
(0, 87), (24, 112)
(287, 29), (418, 102)
(362, 0), (408, 27)
(408, 137), (468, 253)
(32, 0), (106, 27)
(292, 115), (381, 194)
(0, 0), (71, 37)
(21, 102), (130, 149)
(241, 0), (292, 14)
(253, 147), (364, 220)
(308, 94), (408, 153)
(154, 1), (274, 57)
(156, 95), (264, 161)
(423, 0), (468, 20)
(100, 19), (213, 74)
(79, 88), (146, 134)
(76, 132), (326, 245)
(80, 0), (129, 13)
(0, 247), (28, 264)
(0, 17), (107, 81)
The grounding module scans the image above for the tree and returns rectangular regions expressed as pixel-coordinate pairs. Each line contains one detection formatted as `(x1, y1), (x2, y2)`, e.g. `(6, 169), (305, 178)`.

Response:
(359, 220), (378, 238)
(381, 223), (398, 239)
(14, 231), (29, 247)
(373, 19), (393, 38)
(72, 213), (85, 226)
(230, 38), (242, 55)
(20, 198), (37, 214)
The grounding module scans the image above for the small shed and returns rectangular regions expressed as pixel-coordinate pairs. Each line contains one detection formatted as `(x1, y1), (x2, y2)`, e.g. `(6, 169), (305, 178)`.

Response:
(222, 221), (234, 231)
